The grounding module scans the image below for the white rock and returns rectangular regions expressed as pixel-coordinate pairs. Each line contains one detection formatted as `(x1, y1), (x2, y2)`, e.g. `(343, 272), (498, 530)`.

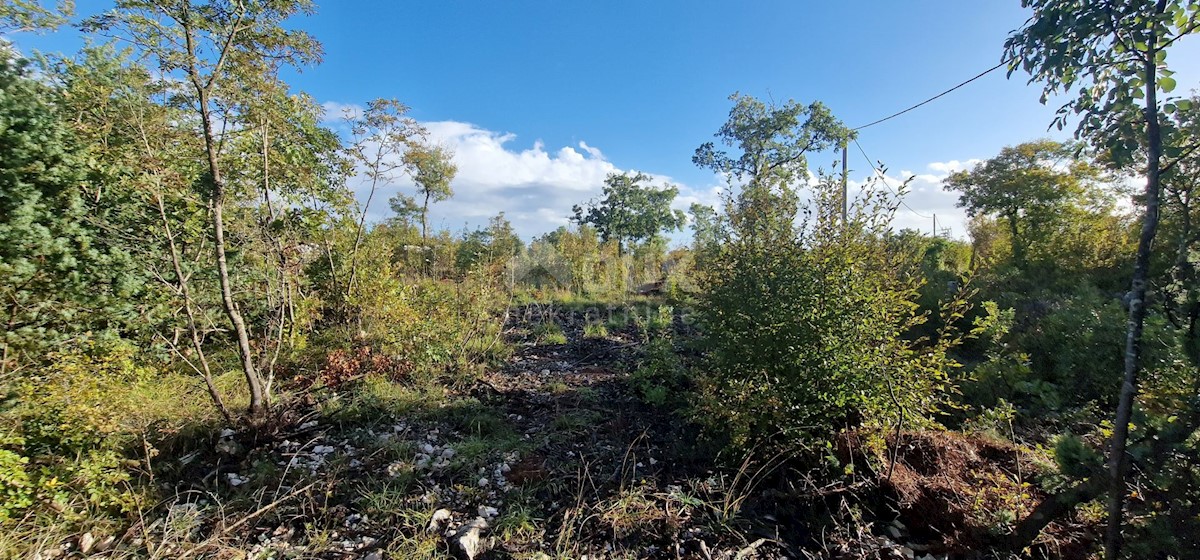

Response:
(78, 533), (95, 554)
(478, 505), (498, 518)
(441, 448), (456, 458)
(427, 508), (452, 532)
(449, 517), (489, 560)
(478, 477), (489, 487)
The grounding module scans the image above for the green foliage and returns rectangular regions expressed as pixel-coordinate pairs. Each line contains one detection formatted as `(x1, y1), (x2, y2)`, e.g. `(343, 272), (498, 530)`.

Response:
(945, 140), (1130, 289)
(693, 92), (850, 186)
(695, 176), (964, 449)
(630, 339), (688, 407)
(533, 321), (568, 345)
(0, 0), (71, 33)
(1005, 0), (1199, 165)
(964, 291), (1190, 414)
(572, 171), (686, 252)
(455, 213), (523, 277)
(0, 47), (141, 369)
(0, 340), (210, 520)
(583, 322), (608, 339)
(1054, 433), (1104, 479)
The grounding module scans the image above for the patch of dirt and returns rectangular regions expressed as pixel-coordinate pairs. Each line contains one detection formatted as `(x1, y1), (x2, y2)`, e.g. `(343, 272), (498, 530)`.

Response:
(837, 429), (1095, 555)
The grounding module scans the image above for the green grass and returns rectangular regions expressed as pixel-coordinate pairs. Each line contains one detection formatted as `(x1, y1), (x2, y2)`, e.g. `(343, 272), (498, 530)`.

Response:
(550, 408), (603, 438)
(533, 322), (568, 345)
(494, 499), (544, 543)
(583, 322), (609, 339)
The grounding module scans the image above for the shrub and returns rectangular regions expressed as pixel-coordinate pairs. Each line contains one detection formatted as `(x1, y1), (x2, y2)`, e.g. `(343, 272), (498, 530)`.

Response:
(694, 178), (965, 450)
(583, 322), (608, 339)
(630, 339), (688, 407)
(533, 321), (568, 345)
(1, 340), (155, 518)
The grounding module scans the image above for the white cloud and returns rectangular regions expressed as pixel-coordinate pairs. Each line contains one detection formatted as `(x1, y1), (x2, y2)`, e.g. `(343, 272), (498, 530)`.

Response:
(845, 160), (974, 238)
(326, 100), (971, 242)
(927, 159), (980, 175)
(320, 101), (363, 123)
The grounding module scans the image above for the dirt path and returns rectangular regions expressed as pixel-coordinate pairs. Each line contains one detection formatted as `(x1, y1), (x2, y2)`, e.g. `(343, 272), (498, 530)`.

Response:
(138, 300), (800, 560)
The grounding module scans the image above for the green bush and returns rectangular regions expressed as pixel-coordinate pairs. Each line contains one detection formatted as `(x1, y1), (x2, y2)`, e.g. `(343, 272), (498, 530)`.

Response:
(694, 180), (964, 450)
(630, 339), (688, 407)
(964, 291), (1190, 415)
(1, 340), (155, 519)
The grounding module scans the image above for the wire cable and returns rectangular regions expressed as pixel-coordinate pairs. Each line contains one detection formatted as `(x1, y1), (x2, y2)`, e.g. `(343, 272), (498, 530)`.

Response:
(852, 137), (934, 219)
(852, 59), (1011, 131)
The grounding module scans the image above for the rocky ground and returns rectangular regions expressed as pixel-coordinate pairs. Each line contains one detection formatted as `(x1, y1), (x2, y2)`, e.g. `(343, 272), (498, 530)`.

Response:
(37, 301), (1074, 559)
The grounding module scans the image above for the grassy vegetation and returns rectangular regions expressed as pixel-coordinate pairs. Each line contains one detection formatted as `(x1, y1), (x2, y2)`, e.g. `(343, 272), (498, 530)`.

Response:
(3, 3), (1200, 558)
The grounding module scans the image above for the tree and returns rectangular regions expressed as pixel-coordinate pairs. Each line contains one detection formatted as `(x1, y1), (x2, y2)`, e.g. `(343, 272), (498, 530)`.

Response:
(1005, 1), (1200, 555)
(0, 1), (71, 33)
(943, 139), (1100, 270)
(1159, 94), (1200, 361)
(84, 0), (323, 418)
(0, 47), (137, 373)
(404, 142), (456, 249)
(343, 99), (423, 295)
(693, 93), (851, 242)
(572, 171), (686, 254)
(688, 203), (721, 253)
(688, 94), (965, 450)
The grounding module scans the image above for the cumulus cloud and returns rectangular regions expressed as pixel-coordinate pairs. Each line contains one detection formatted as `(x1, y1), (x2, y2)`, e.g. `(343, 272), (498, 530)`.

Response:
(324, 99), (969, 241)
(846, 160), (975, 238)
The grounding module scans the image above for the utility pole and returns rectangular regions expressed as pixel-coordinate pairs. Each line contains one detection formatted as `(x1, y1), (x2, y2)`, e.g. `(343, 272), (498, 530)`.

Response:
(932, 214), (938, 239)
(841, 143), (848, 224)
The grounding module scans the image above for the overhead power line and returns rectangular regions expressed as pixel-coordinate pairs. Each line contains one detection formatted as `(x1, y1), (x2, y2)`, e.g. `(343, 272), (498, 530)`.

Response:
(852, 59), (1011, 131)
(852, 138), (933, 220)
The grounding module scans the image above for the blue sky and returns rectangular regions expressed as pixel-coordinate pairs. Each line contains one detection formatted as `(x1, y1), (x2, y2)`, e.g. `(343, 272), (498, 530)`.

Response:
(11, 1), (1200, 240)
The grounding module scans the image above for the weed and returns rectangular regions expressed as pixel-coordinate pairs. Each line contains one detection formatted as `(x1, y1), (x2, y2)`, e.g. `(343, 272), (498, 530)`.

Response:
(551, 409), (603, 438)
(494, 500), (544, 543)
(583, 322), (609, 339)
(533, 322), (568, 345)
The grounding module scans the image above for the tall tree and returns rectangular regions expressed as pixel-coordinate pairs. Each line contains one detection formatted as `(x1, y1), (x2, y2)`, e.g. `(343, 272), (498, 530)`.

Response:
(84, 0), (322, 418)
(404, 142), (456, 248)
(943, 139), (1098, 270)
(0, 46), (137, 373)
(342, 99), (422, 295)
(1005, 1), (1200, 555)
(693, 93), (851, 242)
(572, 171), (686, 254)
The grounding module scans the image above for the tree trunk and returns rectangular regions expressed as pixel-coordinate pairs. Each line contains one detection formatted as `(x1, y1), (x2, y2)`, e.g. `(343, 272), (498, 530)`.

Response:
(1007, 212), (1024, 270)
(1104, 33), (1166, 559)
(422, 191), (431, 274)
(186, 42), (266, 417)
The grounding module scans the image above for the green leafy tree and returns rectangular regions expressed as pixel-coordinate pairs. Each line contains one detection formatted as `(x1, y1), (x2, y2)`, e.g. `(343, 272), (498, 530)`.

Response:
(688, 202), (721, 253)
(1005, 1), (1200, 554)
(1159, 94), (1200, 361)
(693, 92), (850, 242)
(404, 142), (456, 248)
(572, 171), (685, 254)
(343, 98), (422, 296)
(944, 140), (1094, 269)
(0, 0), (71, 33)
(690, 94), (961, 450)
(0, 47), (137, 372)
(83, 0), (323, 418)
